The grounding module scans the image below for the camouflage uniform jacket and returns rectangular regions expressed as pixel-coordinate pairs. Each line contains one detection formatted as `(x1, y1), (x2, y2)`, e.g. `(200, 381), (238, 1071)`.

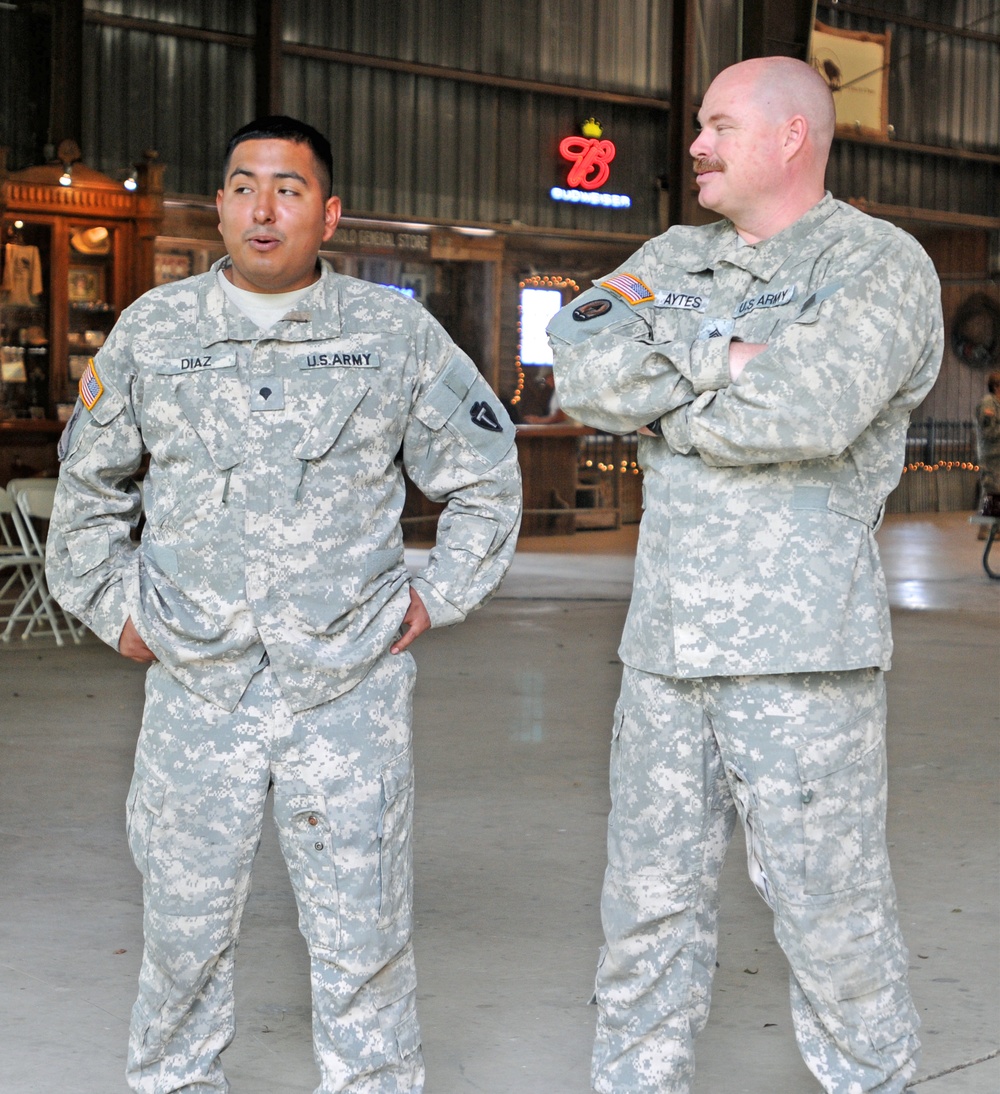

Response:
(549, 194), (943, 678)
(46, 258), (522, 712)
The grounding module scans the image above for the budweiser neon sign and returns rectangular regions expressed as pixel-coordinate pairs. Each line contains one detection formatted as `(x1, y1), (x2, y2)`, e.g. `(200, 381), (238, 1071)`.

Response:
(559, 118), (616, 190)
(554, 118), (630, 208)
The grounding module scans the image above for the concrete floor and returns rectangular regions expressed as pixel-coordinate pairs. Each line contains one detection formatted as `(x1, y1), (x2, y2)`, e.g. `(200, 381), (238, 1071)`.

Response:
(0, 511), (997, 1093)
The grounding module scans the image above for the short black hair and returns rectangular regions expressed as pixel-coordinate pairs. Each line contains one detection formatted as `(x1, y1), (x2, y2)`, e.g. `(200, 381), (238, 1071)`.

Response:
(223, 115), (334, 198)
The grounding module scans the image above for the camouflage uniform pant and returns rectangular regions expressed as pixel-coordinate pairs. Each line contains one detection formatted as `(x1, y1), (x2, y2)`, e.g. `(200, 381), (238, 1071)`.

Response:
(592, 666), (919, 1094)
(125, 652), (423, 1094)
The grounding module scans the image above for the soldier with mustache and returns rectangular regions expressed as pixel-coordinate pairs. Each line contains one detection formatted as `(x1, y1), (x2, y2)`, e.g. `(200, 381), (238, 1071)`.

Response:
(548, 57), (943, 1094)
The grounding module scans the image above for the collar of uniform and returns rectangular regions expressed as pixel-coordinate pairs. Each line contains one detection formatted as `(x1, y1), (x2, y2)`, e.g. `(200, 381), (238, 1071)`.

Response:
(712, 192), (839, 281)
(198, 257), (344, 345)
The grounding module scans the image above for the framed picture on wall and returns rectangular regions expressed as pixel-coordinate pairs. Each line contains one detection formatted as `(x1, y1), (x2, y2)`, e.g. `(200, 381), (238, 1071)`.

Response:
(68, 266), (103, 304)
(154, 249), (194, 285)
(809, 20), (891, 138)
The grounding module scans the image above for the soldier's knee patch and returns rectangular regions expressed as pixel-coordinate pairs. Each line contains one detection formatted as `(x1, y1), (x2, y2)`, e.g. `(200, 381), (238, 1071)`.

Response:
(275, 795), (342, 954)
(795, 702), (889, 895)
(377, 750), (414, 929)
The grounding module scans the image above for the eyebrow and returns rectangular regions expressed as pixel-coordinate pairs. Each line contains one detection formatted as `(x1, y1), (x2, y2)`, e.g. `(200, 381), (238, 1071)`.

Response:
(227, 167), (310, 187)
(697, 111), (739, 127)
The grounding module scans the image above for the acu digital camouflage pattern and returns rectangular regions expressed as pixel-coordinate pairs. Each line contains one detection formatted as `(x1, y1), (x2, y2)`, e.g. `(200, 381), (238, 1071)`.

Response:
(45, 257), (521, 1093)
(548, 194), (942, 1094)
(595, 667), (919, 1094)
(47, 257), (521, 713)
(128, 652), (422, 1093)
(549, 194), (944, 679)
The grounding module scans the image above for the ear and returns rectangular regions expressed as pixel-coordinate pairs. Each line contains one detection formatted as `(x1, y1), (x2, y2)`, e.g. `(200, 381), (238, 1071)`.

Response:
(783, 114), (808, 159)
(216, 189), (224, 236)
(322, 195), (342, 242)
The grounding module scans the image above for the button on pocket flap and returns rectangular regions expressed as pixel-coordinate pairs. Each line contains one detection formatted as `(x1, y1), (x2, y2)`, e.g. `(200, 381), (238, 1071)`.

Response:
(65, 525), (111, 577)
(380, 751), (413, 802)
(294, 373), (370, 461)
(174, 380), (242, 471)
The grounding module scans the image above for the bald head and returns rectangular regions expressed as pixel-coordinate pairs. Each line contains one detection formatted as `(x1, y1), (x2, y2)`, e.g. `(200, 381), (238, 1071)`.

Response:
(690, 56), (836, 241)
(718, 56), (836, 160)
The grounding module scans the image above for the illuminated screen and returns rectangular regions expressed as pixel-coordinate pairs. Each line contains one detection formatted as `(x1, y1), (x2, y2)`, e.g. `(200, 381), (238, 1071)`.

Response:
(381, 284), (416, 297)
(520, 287), (562, 365)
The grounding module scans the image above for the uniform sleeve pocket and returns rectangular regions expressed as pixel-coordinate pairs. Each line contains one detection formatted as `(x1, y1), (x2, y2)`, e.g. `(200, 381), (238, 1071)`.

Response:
(413, 355), (514, 469)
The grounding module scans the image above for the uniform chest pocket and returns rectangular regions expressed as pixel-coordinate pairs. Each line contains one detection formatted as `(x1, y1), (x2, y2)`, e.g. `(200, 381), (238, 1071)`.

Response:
(293, 372), (371, 462)
(144, 353), (243, 470)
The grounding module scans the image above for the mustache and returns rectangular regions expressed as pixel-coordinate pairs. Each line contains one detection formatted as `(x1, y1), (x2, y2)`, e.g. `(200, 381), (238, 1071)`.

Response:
(693, 157), (724, 174)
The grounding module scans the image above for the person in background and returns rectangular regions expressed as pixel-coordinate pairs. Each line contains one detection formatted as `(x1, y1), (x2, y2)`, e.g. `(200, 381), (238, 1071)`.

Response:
(974, 369), (1000, 526)
(523, 369), (570, 424)
(46, 115), (521, 1094)
(549, 57), (943, 1094)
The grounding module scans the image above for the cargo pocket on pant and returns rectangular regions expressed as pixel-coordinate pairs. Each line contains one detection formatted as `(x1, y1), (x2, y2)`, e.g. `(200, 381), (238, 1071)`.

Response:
(370, 947), (421, 1066)
(377, 751), (414, 929)
(795, 704), (889, 896)
(125, 769), (165, 878)
(276, 797), (342, 954)
(831, 936), (920, 1066)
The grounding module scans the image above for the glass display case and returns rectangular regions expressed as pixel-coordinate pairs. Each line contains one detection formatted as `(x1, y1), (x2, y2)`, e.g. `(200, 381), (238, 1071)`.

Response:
(0, 145), (163, 479)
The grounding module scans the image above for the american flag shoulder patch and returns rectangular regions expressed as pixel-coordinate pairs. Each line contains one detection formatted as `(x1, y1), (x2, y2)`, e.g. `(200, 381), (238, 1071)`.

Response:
(599, 273), (655, 306)
(79, 358), (104, 411)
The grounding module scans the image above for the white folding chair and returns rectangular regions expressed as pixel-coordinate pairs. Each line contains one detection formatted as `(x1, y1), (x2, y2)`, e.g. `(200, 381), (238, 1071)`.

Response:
(0, 487), (40, 641)
(4, 478), (83, 645)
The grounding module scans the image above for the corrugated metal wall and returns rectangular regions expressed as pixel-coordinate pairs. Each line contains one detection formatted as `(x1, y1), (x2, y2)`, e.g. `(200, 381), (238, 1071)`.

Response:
(280, 59), (668, 232)
(282, 0), (673, 97)
(78, 2), (999, 223)
(81, 0), (675, 231)
(82, 24), (254, 196)
(818, 0), (999, 152)
(818, 0), (999, 219)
